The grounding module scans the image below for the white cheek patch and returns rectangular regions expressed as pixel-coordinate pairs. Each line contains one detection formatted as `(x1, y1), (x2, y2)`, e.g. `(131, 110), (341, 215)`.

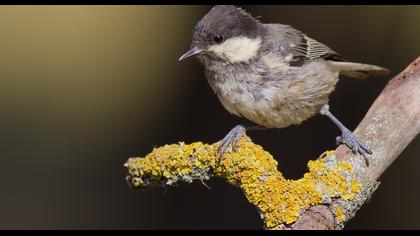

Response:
(208, 36), (262, 63)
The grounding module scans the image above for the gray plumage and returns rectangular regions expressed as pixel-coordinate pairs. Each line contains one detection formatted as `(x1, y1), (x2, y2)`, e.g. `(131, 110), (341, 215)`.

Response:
(186, 5), (389, 128)
(179, 5), (390, 162)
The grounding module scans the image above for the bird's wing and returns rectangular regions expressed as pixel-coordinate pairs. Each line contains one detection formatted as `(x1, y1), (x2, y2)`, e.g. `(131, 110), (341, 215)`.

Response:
(263, 24), (390, 80)
(298, 35), (345, 62)
(264, 24), (345, 66)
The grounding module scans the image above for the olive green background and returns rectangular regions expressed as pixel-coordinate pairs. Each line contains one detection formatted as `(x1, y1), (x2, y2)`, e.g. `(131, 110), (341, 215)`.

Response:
(0, 5), (418, 229)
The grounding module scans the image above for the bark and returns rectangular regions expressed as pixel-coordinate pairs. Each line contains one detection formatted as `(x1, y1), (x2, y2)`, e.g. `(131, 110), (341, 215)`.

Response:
(290, 56), (420, 229)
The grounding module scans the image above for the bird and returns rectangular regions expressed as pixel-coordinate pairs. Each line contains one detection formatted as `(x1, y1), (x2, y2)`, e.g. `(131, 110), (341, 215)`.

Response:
(178, 5), (390, 165)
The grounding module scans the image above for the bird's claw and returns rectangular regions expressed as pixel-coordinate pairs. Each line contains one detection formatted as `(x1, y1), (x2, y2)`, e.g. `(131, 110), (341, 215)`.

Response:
(336, 129), (372, 166)
(218, 125), (246, 161)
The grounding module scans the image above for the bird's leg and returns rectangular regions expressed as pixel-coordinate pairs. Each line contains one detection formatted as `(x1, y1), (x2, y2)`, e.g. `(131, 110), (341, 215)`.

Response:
(218, 125), (247, 160)
(320, 104), (371, 166)
(218, 124), (268, 160)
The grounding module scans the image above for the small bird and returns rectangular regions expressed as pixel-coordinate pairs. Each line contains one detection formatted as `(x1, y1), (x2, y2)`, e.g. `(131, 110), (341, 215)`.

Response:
(178, 5), (390, 165)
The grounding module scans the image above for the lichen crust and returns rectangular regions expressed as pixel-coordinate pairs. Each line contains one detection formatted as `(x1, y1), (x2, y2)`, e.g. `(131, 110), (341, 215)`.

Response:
(125, 136), (362, 229)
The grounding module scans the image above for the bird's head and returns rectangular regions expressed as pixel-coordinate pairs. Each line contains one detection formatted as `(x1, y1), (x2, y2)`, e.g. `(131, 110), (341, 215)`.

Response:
(179, 5), (264, 65)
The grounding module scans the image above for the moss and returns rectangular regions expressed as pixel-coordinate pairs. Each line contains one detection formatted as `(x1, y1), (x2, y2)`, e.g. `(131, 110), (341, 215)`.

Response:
(125, 135), (362, 229)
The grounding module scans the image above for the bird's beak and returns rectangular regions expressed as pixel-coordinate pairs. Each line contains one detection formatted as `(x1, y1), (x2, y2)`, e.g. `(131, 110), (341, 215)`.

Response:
(178, 46), (203, 61)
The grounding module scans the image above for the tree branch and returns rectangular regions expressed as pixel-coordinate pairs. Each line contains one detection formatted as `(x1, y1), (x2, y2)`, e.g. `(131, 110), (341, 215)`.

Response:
(125, 57), (420, 230)
(291, 56), (420, 229)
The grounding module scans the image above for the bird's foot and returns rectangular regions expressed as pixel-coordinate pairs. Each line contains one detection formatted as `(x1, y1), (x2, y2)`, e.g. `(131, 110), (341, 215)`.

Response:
(336, 129), (372, 166)
(218, 125), (246, 161)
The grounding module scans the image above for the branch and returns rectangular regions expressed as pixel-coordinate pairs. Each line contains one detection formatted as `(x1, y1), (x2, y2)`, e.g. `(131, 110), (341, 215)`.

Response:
(291, 56), (420, 229)
(125, 57), (420, 230)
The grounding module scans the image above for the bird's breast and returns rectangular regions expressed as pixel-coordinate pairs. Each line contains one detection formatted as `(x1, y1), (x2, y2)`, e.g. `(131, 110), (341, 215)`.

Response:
(205, 60), (339, 128)
(205, 66), (281, 127)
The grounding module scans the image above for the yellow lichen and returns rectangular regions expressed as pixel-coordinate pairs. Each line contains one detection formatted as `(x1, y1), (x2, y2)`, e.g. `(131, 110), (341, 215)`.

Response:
(335, 207), (345, 223)
(125, 135), (362, 229)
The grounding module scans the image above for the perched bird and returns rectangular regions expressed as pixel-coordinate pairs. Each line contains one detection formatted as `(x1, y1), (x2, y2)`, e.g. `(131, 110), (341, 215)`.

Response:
(178, 5), (390, 165)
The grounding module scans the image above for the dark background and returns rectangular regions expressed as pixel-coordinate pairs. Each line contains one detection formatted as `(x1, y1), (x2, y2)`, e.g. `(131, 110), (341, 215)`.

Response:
(0, 5), (418, 229)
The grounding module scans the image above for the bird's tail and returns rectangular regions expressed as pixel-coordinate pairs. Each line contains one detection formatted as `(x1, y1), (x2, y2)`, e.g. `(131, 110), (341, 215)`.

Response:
(329, 61), (391, 79)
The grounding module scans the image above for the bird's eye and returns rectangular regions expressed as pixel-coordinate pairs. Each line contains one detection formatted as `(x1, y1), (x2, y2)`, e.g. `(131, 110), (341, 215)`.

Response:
(214, 35), (224, 44)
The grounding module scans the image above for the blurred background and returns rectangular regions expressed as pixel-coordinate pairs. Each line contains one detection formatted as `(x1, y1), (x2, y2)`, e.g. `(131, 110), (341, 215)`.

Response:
(0, 5), (418, 229)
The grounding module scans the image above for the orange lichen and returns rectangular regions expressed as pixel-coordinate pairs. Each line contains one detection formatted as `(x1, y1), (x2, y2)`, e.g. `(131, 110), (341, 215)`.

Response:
(125, 135), (362, 229)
